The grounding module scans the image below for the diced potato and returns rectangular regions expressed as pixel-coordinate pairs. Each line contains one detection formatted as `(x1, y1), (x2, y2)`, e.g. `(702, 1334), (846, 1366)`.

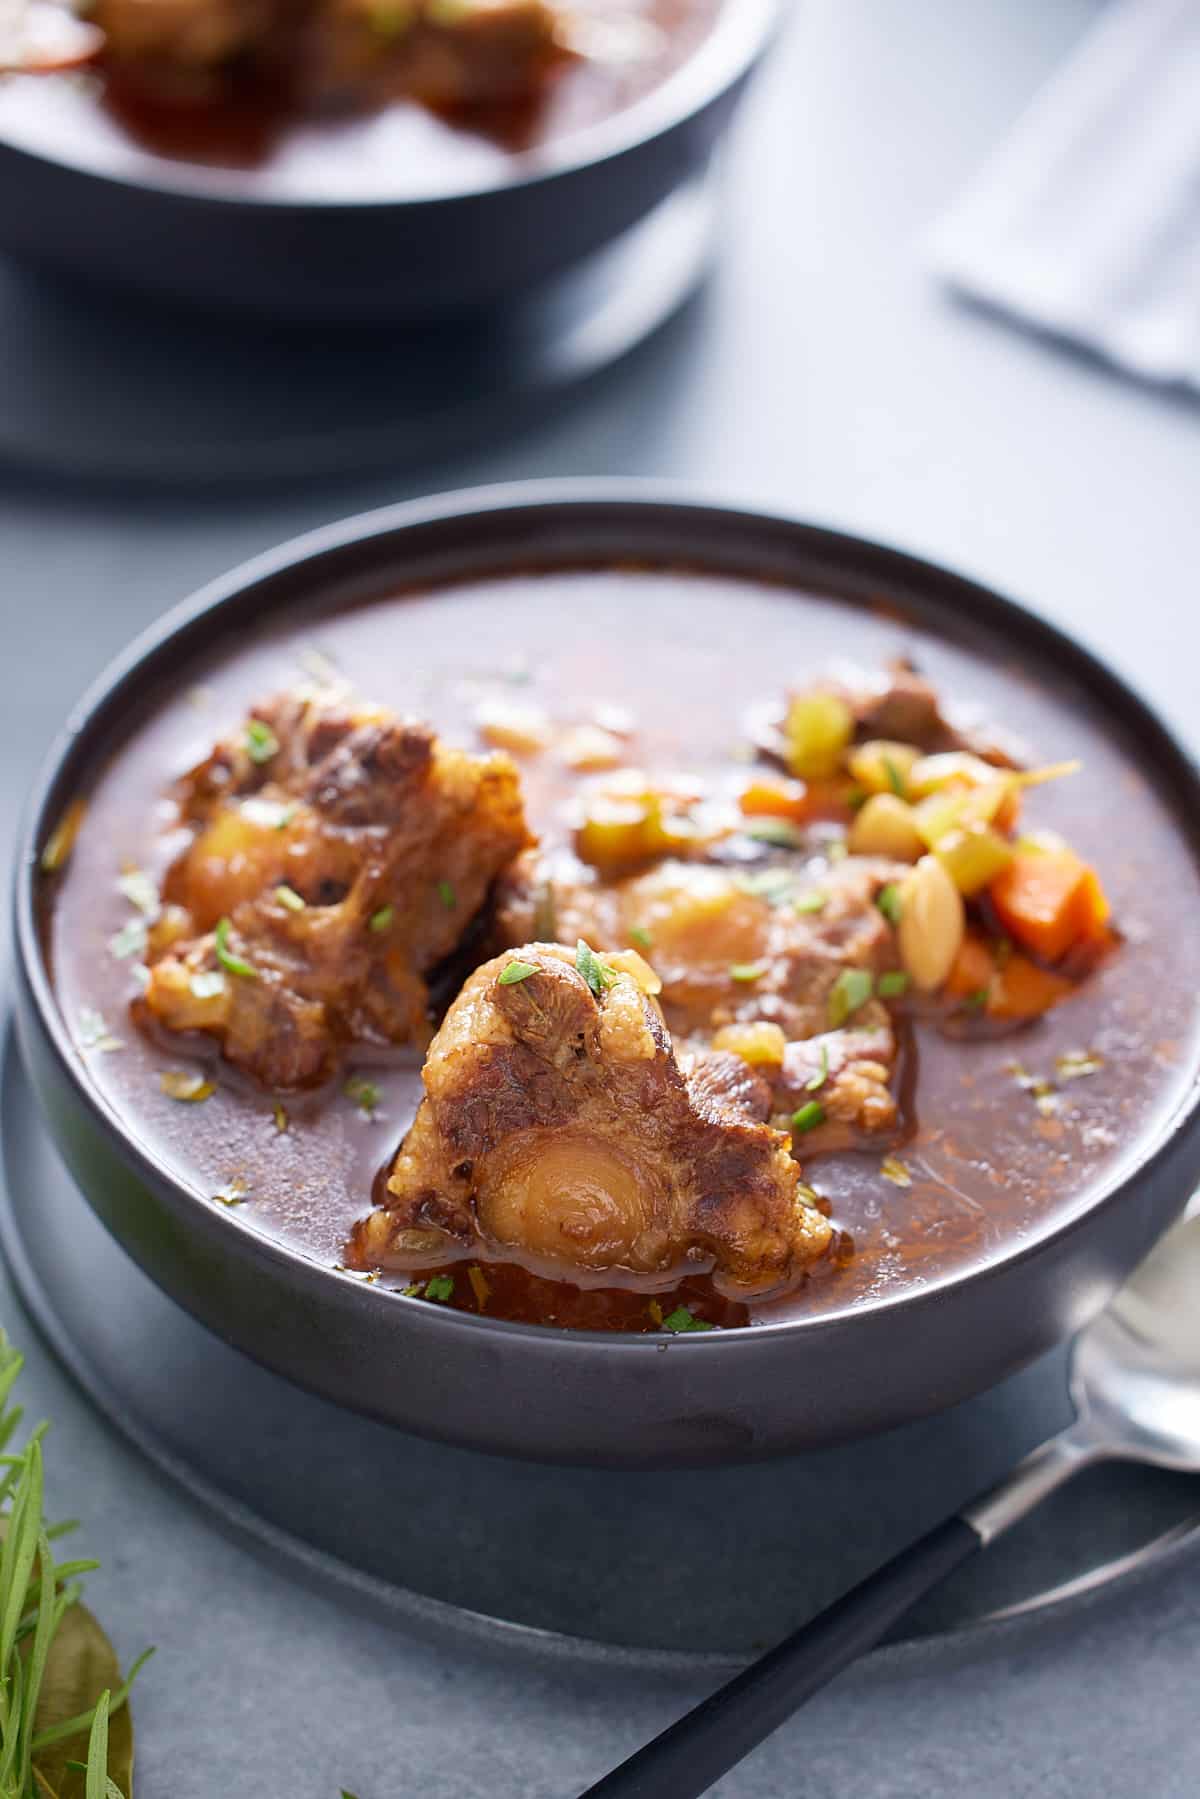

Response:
(907, 751), (999, 798)
(934, 824), (1014, 895)
(576, 795), (660, 872)
(475, 699), (551, 755)
(846, 740), (921, 798)
(559, 725), (624, 772)
(848, 793), (924, 861)
(782, 690), (854, 780)
(711, 1021), (788, 1067)
(898, 855), (965, 992)
(910, 789), (970, 848)
(575, 773), (699, 874)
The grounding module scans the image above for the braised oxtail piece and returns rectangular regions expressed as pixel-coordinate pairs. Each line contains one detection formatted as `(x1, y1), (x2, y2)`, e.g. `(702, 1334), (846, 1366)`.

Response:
(139, 687), (531, 1087)
(352, 943), (832, 1297)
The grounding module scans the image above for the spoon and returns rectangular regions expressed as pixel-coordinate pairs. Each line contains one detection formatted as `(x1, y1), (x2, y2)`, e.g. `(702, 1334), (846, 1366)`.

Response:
(579, 1202), (1200, 1799)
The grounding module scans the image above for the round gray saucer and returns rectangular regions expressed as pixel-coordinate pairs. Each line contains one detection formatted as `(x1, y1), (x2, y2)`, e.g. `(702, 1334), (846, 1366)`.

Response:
(0, 173), (713, 487)
(2, 1031), (1197, 1671)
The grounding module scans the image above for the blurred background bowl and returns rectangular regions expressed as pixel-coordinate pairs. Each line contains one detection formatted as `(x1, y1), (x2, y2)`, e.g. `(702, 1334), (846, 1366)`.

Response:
(0, 0), (776, 323)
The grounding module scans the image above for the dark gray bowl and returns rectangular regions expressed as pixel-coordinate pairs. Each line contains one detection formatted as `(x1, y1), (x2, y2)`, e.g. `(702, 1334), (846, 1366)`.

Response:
(14, 485), (1200, 1467)
(0, 3), (773, 322)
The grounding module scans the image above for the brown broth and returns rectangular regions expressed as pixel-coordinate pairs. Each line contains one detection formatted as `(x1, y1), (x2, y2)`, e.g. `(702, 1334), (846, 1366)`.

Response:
(44, 564), (1200, 1332)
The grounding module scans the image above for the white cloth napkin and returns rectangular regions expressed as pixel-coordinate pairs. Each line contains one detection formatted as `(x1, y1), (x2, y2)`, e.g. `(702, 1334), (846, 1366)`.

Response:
(930, 0), (1200, 390)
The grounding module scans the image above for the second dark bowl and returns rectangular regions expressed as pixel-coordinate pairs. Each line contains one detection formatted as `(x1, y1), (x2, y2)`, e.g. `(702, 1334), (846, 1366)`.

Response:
(0, 2), (773, 323)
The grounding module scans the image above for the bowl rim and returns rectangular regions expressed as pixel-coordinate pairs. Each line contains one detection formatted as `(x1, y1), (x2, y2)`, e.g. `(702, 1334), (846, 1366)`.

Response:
(16, 478), (1200, 1362)
(0, 0), (777, 210)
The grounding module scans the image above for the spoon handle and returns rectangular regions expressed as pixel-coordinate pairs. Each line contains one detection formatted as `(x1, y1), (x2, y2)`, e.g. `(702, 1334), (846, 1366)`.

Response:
(576, 1515), (981, 1799)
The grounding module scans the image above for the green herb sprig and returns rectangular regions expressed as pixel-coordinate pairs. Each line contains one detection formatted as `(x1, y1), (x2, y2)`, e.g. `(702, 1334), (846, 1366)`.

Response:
(575, 940), (617, 999)
(214, 918), (257, 981)
(0, 1331), (152, 1798)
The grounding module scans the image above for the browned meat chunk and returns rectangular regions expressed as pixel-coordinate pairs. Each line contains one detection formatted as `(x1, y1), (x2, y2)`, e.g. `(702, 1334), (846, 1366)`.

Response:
(351, 944), (832, 1297)
(496, 850), (907, 1139)
(90, 0), (281, 71)
(303, 0), (566, 106)
(93, 0), (567, 106)
(851, 660), (1016, 763)
(139, 688), (531, 1088)
(777, 1025), (898, 1138)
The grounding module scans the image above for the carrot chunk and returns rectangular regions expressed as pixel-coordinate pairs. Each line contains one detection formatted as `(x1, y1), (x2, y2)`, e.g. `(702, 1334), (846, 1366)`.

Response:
(990, 850), (1110, 963)
(945, 931), (996, 999)
(739, 777), (811, 822)
(989, 953), (1075, 1020)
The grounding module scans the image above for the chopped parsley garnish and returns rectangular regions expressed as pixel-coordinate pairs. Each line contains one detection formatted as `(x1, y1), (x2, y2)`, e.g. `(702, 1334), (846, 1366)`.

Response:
(244, 718), (279, 764)
(369, 904), (395, 933)
(662, 1306), (714, 1334)
(744, 818), (805, 850)
(730, 961), (766, 983)
(806, 1042), (829, 1092)
(117, 868), (160, 918)
(402, 1282), (425, 1299)
(1056, 1049), (1104, 1081)
(828, 967), (874, 1028)
(499, 958), (539, 986)
(794, 890), (828, 915)
(877, 970), (910, 999)
(733, 869), (792, 906)
(576, 939), (618, 997)
(424, 1275), (455, 1303)
(964, 987), (990, 1012)
(344, 1076), (381, 1117)
(792, 1100), (826, 1134)
(40, 798), (86, 873)
(78, 1007), (122, 1053)
(275, 884), (306, 912)
(160, 1069), (214, 1103)
(214, 916), (257, 979)
(876, 883), (903, 925)
(436, 880), (457, 911)
(109, 917), (147, 961)
(883, 757), (906, 797)
(190, 970), (226, 1000)
(241, 796), (296, 831)
(629, 925), (653, 951)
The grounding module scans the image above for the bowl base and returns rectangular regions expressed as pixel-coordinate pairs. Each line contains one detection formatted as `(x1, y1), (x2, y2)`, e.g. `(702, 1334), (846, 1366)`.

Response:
(3, 1029), (1197, 1672)
(0, 170), (714, 487)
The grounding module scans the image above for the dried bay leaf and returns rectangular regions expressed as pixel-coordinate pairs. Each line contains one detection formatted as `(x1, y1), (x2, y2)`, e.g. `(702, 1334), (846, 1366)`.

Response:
(32, 1602), (136, 1799)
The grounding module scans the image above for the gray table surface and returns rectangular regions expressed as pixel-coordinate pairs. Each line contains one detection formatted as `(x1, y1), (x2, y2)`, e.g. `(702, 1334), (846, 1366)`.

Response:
(3, 1), (1200, 1793)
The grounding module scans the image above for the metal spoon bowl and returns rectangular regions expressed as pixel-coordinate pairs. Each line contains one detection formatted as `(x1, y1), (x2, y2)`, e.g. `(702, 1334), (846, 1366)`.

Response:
(582, 1197), (1200, 1798)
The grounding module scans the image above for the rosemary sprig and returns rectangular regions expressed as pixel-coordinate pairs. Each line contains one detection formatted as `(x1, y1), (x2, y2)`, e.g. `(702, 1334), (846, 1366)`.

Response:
(0, 1331), (152, 1798)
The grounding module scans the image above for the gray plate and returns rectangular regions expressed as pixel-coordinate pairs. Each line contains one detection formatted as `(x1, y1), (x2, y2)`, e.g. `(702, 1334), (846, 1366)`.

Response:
(0, 173), (712, 487)
(2, 1031), (1197, 1673)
